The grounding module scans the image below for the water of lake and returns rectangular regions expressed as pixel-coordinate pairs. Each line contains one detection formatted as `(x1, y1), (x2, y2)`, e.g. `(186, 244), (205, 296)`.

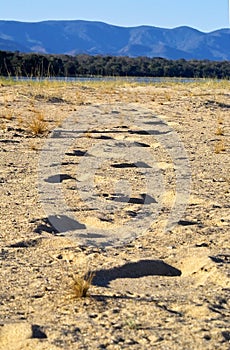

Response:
(11, 76), (218, 84)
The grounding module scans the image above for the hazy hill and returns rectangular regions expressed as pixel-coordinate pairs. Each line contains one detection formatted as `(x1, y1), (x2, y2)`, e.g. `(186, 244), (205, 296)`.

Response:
(0, 20), (229, 60)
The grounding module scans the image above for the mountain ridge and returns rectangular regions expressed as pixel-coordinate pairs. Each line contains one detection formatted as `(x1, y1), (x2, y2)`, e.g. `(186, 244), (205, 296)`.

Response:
(0, 20), (229, 60)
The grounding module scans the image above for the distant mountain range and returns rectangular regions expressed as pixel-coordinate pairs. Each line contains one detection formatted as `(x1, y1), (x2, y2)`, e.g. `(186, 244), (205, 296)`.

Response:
(0, 20), (229, 60)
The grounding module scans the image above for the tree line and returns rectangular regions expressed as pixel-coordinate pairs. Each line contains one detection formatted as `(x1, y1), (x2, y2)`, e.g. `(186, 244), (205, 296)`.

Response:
(0, 50), (229, 79)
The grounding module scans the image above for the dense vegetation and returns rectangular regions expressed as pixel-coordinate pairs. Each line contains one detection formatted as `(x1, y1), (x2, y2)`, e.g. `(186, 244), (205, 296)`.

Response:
(0, 50), (229, 79)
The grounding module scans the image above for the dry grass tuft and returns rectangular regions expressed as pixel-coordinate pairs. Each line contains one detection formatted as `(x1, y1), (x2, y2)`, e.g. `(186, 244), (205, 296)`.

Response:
(215, 127), (224, 136)
(84, 131), (93, 138)
(71, 271), (95, 298)
(2, 112), (14, 120)
(27, 116), (47, 135)
(214, 141), (226, 153)
(35, 111), (45, 121)
(0, 120), (7, 131)
(164, 92), (171, 101)
(29, 141), (39, 151)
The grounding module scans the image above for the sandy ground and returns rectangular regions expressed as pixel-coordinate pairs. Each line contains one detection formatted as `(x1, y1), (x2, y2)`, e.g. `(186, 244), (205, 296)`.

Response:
(0, 78), (229, 349)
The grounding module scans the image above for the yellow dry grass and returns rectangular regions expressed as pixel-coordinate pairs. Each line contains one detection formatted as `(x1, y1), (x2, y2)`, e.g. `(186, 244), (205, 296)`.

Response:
(71, 271), (95, 298)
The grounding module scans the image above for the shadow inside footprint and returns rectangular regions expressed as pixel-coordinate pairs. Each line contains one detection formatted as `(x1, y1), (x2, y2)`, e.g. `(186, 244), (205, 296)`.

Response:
(111, 161), (151, 168)
(108, 193), (157, 204)
(44, 174), (76, 183)
(34, 216), (86, 234)
(65, 150), (88, 157)
(178, 220), (200, 226)
(47, 215), (86, 233)
(32, 325), (47, 339)
(93, 259), (181, 287)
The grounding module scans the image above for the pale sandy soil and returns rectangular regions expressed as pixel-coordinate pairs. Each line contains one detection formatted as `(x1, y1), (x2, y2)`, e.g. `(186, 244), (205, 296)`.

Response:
(0, 78), (229, 349)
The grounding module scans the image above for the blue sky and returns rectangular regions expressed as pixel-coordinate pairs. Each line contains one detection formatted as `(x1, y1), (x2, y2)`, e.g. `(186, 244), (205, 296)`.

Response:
(1, 0), (229, 32)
